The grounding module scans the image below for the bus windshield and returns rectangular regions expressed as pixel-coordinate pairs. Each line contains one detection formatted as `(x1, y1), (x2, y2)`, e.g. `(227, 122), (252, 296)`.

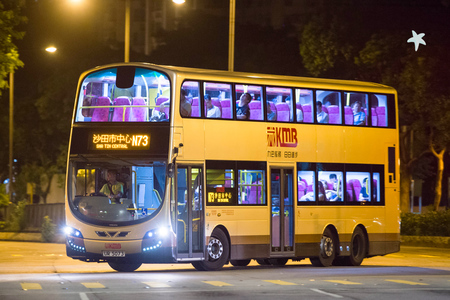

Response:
(74, 67), (171, 122)
(68, 160), (167, 225)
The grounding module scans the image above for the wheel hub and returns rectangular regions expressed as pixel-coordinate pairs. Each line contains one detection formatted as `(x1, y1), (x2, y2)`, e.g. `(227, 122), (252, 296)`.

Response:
(321, 236), (333, 257)
(207, 238), (223, 259)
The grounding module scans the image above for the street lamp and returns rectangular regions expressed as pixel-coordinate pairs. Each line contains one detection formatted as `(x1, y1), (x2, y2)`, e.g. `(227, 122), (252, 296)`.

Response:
(228, 0), (236, 72)
(124, 0), (185, 62)
(8, 47), (57, 202)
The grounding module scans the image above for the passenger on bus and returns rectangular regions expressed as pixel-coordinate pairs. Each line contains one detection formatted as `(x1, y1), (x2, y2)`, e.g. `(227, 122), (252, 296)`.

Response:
(236, 92), (251, 120)
(352, 100), (366, 126)
(316, 101), (329, 123)
(267, 101), (276, 121)
(99, 169), (123, 203)
(318, 181), (327, 201)
(328, 173), (341, 201)
(359, 178), (370, 201)
(205, 94), (221, 118)
(180, 89), (192, 117)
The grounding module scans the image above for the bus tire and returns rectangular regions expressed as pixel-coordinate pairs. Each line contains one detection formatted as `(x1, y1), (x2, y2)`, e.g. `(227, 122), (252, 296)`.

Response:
(268, 258), (289, 266)
(192, 229), (229, 271)
(108, 261), (142, 272)
(336, 227), (367, 266)
(230, 259), (251, 267)
(256, 259), (271, 265)
(310, 228), (336, 267)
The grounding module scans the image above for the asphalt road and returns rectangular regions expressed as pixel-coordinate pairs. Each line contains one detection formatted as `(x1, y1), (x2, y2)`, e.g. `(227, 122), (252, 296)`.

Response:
(0, 242), (449, 299)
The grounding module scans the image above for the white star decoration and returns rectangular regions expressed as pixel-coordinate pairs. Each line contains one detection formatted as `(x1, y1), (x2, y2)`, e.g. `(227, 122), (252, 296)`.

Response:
(407, 30), (426, 51)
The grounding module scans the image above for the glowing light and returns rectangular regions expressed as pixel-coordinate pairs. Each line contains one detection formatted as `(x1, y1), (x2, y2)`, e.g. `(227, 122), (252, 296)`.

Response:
(64, 226), (73, 236)
(45, 47), (57, 53)
(157, 227), (169, 237)
(407, 30), (426, 51)
(172, 0), (185, 4)
(69, 0), (83, 4)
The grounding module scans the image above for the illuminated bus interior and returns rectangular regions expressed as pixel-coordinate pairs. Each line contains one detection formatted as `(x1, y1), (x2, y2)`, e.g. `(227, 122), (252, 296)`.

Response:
(75, 67), (171, 123)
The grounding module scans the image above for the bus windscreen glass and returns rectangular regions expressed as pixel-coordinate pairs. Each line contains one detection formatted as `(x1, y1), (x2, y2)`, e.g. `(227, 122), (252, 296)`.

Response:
(69, 161), (166, 225)
(75, 67), (171, 123)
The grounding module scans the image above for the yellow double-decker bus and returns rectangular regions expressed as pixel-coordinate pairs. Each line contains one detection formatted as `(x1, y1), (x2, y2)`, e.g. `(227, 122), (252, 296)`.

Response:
(65, 63), (400, 272)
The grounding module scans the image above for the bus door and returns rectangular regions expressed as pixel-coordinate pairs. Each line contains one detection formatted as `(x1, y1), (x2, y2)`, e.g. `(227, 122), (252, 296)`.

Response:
(270, 168), (295, 255)
(176, 165), (204, 260)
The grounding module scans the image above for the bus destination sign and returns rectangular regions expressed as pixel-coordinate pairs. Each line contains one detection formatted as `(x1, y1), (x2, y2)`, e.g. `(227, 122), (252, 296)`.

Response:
(91, 133), (150, 150)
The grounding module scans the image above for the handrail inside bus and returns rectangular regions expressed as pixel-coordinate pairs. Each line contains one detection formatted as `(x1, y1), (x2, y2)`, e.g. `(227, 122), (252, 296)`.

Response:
(153, 189), (162, 203)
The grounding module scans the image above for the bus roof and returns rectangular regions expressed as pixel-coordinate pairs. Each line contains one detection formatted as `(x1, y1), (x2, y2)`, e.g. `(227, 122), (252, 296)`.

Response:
(90, 62), (396, 94)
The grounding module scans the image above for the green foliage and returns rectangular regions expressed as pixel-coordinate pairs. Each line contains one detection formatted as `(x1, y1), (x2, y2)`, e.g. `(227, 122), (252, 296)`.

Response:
(41, 215), (56, 243)
(401, 210), (450, 237)
(0, 0), (26, 95)
(0, 221), (6, 231)
(6, 200), (27, 231)
(0, 184), (10, 208)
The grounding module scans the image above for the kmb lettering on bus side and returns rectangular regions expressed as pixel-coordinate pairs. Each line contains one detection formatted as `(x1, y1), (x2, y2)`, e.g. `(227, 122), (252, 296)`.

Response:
(266, 127), (298, 159)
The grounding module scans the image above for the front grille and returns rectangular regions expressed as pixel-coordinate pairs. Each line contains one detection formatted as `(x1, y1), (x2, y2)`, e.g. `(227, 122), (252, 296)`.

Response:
(95, 231), (130, 238)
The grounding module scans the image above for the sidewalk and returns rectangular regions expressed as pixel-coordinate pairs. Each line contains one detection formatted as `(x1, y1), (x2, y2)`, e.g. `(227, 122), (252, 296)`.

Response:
(1, 232), (449, 247)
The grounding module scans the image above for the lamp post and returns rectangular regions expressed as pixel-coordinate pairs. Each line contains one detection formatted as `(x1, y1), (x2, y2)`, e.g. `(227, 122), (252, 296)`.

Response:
(228, 0), (236, 72)
(8, 71), (14, 202)
(124, 0), (185, 63)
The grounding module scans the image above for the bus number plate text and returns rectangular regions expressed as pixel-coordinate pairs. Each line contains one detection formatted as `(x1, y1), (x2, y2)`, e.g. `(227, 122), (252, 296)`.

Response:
(102, 250), (125, 257)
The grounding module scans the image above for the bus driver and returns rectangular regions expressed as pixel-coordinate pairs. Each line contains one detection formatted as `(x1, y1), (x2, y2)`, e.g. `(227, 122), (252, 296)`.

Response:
(100, 169), (123, 203)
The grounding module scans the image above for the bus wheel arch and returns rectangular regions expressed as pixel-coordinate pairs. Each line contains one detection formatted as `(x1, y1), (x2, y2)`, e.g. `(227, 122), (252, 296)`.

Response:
(310, 226), (338, 267)
(192, 226), (230, 271)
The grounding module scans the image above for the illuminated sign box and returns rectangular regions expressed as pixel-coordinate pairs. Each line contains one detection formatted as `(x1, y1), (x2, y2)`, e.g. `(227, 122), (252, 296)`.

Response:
(90, 133), (150, 150)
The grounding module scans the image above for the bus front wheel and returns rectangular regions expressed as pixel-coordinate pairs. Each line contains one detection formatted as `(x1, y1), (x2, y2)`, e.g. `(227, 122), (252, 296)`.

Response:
(192, 229), (229, 271)
(108, 261), (142, 272)
(310, 228), (336, 267)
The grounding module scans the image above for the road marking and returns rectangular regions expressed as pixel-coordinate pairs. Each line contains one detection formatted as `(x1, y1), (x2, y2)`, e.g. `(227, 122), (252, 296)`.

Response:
(311, 288), (344, 298)
(419, 255), (436, 258)
(12, 254), (23, 257)
(385, 254), (403, 257)
(143, 282), (171, 288)
(325, 280), (362, 285)
(264, 280), (297, 286)
(79, 293), (90, 300)
(81, 282), (106, 289)
(202, 281), (233, 287)
(385, 280), (428, 286)
(21, 283), (42, 290)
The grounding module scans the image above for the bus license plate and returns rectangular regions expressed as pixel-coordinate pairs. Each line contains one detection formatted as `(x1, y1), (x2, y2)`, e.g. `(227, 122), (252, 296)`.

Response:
(102, 250), (125, 257)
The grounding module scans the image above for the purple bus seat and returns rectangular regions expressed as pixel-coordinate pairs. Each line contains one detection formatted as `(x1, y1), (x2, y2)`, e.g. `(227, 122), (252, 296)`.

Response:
(322, 106), (329, 114)
(191, 97), (200, 117)
(344, 106), (353, 125)
(376, 106), (386, 127)
(112, 97), (131, 122)
(130, 97), (147, 121)
(371, 107), (378, 126)
(249, 101), (263, 120)
(302, 104), (313, 123)
(298, 181), (307, 198)
(91, 96), (111, 122)
(307, 184), (313, 192)
(220, 99), (232, 119)
(275, 102), (290, 122)
(350, 179), (362, 201)
(328, 105), (340, 124)
(346, 182), (354, 202)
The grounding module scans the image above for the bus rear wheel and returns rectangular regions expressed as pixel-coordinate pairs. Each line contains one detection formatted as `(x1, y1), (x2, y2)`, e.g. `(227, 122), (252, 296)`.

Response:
(230, 259), (251, 267)
(192, 229), (229, 271)
(310, 228), (336, 267)
(335, 227), (367, 266)
(108, 261), (142, 272)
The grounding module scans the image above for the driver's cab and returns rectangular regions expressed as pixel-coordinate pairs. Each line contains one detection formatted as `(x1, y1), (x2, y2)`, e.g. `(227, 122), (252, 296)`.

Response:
(69, 161), (166, 225)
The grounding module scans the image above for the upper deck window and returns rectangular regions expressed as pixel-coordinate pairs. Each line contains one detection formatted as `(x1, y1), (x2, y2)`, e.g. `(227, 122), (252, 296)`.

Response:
(236, 84), (263, 121)
(344, 92), (369, 126)
(75, 67), (171, 123)
(204, 82), (232, 119)
(316, 90), (342, 124)
(266, 87), (293, 122)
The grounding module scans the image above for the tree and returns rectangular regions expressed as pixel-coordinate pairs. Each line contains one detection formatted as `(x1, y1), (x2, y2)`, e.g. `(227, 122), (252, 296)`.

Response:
(298, 1), (450, 211)
(0, 0), (25, 94)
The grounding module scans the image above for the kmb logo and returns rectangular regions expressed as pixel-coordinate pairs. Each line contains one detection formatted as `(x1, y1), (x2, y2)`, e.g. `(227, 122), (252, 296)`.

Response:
(267, 127), (298, 148)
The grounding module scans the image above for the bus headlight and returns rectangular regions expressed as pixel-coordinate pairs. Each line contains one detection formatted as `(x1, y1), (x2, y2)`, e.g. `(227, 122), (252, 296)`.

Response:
(64, 226), (83, 238)
(142, 227), (170, 252)
(64, 226), (85, 253)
